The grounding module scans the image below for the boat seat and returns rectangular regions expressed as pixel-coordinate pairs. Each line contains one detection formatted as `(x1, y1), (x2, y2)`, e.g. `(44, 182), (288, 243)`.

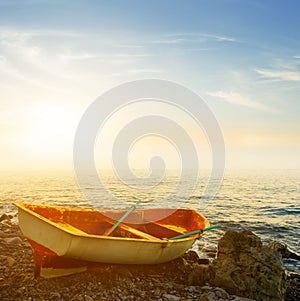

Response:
(104, 219), (162, 241)
(116, 223), (162, 241)
(55, 221), (88, 235)
(55, 220), (161, 241)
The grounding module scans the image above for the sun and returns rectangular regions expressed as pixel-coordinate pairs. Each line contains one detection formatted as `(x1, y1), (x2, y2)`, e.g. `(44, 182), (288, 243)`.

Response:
(22, 102), (80, 165)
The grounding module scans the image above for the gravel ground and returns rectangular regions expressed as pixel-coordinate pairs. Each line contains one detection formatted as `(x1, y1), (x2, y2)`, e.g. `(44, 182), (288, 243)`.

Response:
(0, 214), (297, 301)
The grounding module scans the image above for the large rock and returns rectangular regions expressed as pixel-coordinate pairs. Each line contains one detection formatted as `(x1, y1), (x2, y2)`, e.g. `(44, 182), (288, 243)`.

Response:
(210, 230), (286, 301)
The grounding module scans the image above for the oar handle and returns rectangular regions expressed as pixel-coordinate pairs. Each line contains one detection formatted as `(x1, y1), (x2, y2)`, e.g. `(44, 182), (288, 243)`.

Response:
(111, 199), (142, 231)
(167, 224), (220, 240)
(104, 200), (142, 236)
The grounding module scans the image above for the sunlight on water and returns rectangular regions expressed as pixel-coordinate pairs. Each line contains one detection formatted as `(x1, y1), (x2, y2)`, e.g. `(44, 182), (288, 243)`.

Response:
(0, 169), (299, 271)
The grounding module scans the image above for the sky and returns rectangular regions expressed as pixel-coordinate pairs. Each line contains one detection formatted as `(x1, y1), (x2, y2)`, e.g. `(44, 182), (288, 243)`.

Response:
(0, 0), (299, 172)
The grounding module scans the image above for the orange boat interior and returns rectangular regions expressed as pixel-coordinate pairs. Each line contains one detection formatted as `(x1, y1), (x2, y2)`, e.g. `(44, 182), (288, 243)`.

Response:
(20, 203), (208, 240)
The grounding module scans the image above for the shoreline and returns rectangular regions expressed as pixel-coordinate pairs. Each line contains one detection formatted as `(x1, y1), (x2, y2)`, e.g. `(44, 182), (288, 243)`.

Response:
(0, 213), (299, 301)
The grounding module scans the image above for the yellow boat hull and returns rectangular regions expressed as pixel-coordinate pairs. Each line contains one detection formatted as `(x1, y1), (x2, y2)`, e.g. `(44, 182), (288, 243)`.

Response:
(15, 203), (209, 276)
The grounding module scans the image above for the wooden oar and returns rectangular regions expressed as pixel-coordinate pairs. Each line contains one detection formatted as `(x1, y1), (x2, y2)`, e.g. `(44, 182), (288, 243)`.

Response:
(167, 224), (219, 240)
(103, 199), (142, 236)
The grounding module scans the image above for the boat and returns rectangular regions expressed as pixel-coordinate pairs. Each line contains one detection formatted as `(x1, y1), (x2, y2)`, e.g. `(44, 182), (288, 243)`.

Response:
(14, 202), (210, 278)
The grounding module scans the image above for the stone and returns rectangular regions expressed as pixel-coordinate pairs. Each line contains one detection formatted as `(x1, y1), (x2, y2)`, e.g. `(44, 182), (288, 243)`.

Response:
(210, 230), (286, 301)
(268, 241), (300, 261)
(0, 219), (12, 227)
(213, 287), (229, 299)
(198, 292), (217, 301)
(162, 293), (180, 301)
(71, 294), (84, 301)
(183, 250), (200, 263)
(230, 297), (255, 301)
(84, 296), (94, 301)
(6, 256), (16, 267)
(0, 213), (10, 222)
(201, 285), (213, 290)
(188, 264), (212, 286)
(50, 292), (61, 299)
(3, 236), (23, 245)
(198, 258), (210, 265)
(186, 285), (199, 293)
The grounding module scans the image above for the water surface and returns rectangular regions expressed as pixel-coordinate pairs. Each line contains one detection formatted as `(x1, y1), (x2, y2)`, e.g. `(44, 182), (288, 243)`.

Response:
(0, 169), (299, 272)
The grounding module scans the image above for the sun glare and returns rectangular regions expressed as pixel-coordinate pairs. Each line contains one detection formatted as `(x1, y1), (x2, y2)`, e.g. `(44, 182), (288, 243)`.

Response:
(22, 102), (79, 161)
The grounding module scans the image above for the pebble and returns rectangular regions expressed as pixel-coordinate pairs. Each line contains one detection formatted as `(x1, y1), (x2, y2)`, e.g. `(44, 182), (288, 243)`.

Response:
(6, 256), (16, 267)
(4, 236), (23, 244)
(50, 292), (61, 299)
(231, 297), (255, 301)
(0, 213), (10, 222)
(1, 219), (12, 227)
(72, 294), (84, 301)
(162, 294), (180, 301)
(213, 287), (229, 299)
(186, 285), (199, 293)
(201, 285), (213, 291)
(198, 258), (210, 265)
(199, 292), (217, 301)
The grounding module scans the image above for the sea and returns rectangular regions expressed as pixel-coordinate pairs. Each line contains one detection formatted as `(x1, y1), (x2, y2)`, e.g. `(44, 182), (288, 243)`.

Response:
(0, 169), (299, 273)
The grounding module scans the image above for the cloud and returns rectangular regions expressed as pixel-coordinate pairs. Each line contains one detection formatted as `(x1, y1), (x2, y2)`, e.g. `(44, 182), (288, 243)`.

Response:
(106, 68), (166, 78)
(207, 90), (274, 112)
(149, 32), (236, 47)
(0, 27), (155, 92)
(197, 33), (236, 42)
(255, 68), (300, 82)
(151, 38), (185, 44)
(166, 32), (236, 42)
(0, 28), (78, 89)
(128, 68), (165, 74)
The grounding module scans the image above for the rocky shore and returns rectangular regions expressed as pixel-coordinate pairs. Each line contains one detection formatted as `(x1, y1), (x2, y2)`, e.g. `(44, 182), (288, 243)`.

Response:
(0, 213), (299, 301)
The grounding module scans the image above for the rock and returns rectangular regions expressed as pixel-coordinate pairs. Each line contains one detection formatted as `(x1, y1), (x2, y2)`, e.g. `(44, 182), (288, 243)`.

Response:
(71, 294), (84, 301)
(183, 250), (200, 263)
(198, 258), (210, 265)
(198, 291), (217, 301)
(268, 241), (300, 261)
(230, 297), (255, 301)
(186, 285), (199, 293)
(50, 292), (61, 299)
(0, 219), (12, 227)
(201, 285), (213, 291)
(84, 296), (94, 301)
(188, 264), (212, 286)
(23, 240), (31, 248)
(162, 294), (180, 300)
(210, 230), (286, 301)
(3, 236), (23, 245)
(6, 256), (16, 267)
(0, 213), (10, 222)
(213, 287), (229, 299)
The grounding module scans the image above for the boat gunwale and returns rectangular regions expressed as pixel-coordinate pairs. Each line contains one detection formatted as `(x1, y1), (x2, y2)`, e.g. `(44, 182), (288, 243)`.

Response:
(14, 202), (205, 243)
